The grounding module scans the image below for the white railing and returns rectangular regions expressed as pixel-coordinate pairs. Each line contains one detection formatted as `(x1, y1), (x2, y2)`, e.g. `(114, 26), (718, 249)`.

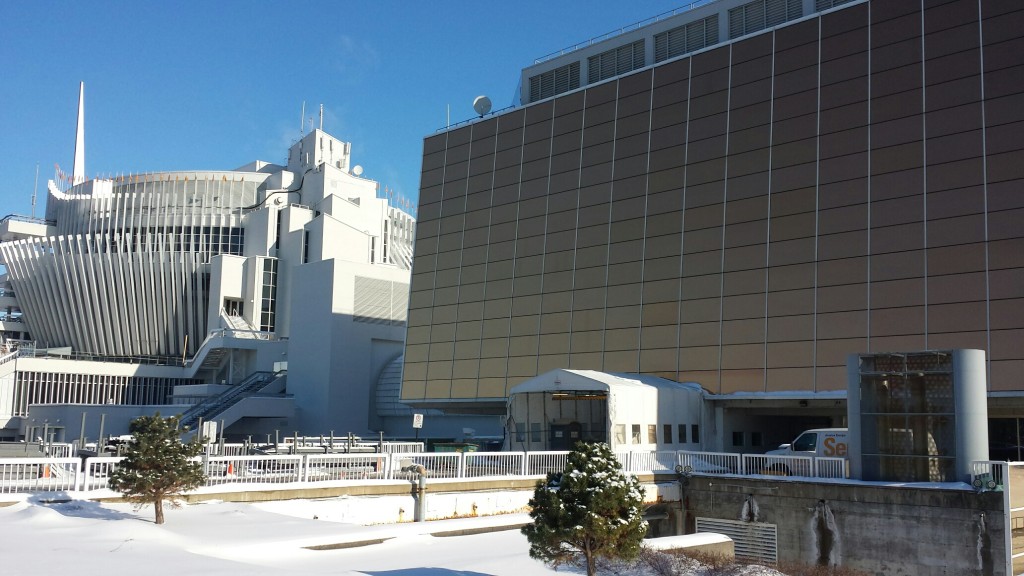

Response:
(618, 450), (679, 473)
(678, 450), (742, 475)
(0, 449), (866, 495)
(971, 460), (1008, 491)
(741, 454), (814, 477)
(305, 453), (389, 481)
(201, 455), (304, 486)
(0, 457), (80, 494)
(525, 451), (570, 477)
(84, 457), (123, 490)
(815, 457), (849, 479)
(463, 451), (525, 477)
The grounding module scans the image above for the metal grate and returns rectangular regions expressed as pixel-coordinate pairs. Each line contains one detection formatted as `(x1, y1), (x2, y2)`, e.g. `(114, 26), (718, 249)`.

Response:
(654, 14), (719, 63)
(695, 517), (778, 564)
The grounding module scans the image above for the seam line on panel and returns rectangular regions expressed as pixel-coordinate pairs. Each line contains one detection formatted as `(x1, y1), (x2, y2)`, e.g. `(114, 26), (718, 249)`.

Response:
(920, 0), (929, 348)
(637, 70), (655, 374)
(676, 57), (694, 380)
(977, 0), (991, 388)
(813, 13), (823, 390)
(717, 44), (734, 394)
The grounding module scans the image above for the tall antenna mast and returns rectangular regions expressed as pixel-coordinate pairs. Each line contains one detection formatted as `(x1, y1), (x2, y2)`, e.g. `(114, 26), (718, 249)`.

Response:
(319, 104), (324, 131)
(300, 101), (306, 136)
(32, 163), (39, 218)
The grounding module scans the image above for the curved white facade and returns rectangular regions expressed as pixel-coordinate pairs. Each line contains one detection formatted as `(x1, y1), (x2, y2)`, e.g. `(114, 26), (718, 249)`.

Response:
(1, 173), (263, 358)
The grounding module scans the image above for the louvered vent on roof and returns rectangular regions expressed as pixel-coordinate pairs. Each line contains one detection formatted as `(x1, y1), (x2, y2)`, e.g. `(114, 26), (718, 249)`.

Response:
(729, 0), (802, 39)
(816, 0), (856, 11)
(654, 14), (720, 63)
(587, 40), (645, 84)
(528, 61), (581, 103)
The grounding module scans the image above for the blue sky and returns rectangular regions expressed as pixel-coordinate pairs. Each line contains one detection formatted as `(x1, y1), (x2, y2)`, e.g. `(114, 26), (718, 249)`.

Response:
(0, 1), (688, 218)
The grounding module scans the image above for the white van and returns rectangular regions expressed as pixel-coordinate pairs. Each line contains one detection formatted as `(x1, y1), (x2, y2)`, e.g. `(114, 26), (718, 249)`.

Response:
(767, 428), (849, 458)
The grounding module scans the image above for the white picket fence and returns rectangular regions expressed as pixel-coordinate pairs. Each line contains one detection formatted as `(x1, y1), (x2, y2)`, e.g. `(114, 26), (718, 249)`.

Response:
(0, 449), (853, 495)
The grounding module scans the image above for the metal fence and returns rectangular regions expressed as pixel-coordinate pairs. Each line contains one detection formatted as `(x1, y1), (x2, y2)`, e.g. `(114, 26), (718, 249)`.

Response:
(0, 448), (858, 495)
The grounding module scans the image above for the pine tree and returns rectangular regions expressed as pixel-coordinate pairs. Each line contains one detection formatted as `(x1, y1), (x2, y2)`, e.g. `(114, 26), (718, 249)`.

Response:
(107, 413), (206, 525)
(521, 441), (648, 576)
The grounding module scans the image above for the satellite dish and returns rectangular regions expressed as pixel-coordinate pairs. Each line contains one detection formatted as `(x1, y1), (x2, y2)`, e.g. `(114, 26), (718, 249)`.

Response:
(473, 95), (492, 117)
(352, 165), (363, 176)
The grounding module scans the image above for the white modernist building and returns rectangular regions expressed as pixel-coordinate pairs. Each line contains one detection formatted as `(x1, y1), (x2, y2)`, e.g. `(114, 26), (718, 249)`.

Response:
(0, 84), (440, 442)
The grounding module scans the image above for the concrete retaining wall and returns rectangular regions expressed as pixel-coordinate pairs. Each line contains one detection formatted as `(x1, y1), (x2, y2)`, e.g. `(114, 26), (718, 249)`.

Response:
(680, 476), (1006, 576)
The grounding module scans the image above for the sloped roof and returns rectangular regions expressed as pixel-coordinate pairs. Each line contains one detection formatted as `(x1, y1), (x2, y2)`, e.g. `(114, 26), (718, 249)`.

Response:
(508, 368), (706, 396)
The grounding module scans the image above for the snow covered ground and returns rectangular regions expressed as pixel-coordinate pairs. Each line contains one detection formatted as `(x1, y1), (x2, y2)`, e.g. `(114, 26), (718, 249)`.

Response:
(0, 495), (784, 575)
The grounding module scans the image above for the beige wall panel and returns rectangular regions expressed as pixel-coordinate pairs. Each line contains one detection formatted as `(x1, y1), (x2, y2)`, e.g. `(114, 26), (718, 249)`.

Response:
(721, 369), (765, 393)
(816, 337), (867, 366)
(401, 381), (426, 400)
(569, 352), (603, 370)
(450, 380), (478, 399)
(722, 318), (766, 344)
(425, 380), (452, 399)
(537, 354), (570, 374)
(767, 340), (815, 368)
(818, 283), (868, 313)
(679, 345), (720, 371)
(927, 301), (986, 333)
(990, 361), (1024, 392)
(868, 334), (927, 354)
(870, 250), (924, 282)
(604, 350), (640, 372)
(990, 298), (1024, 330)
(991, 329), (1024, 361)
(818, 310), (868, 339)
(927, 331), (988, 353)
(815, 366), (848, 391)
(768, 288), (816, 316)
(870, 306), (925, 337)
(766, 367), (814, 392)
(769, 314), (816, 341)
(721, 344), (766, 369)
(477, 378), (508, 398)
(640, 347), (679, 373)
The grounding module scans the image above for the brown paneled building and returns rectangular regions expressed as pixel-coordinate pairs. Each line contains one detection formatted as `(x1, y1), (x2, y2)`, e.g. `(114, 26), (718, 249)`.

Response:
(402, 0), (1024, 447)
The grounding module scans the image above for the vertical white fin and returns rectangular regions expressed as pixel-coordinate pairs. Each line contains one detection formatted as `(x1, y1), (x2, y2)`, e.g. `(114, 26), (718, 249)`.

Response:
(72, 82), (85, 185)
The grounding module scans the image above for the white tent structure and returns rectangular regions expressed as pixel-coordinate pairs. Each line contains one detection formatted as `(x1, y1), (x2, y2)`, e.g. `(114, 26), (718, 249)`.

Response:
(504, 369), (711, 452)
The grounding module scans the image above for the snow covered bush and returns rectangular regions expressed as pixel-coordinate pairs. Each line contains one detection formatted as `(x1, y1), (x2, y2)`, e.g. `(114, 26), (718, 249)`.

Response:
(522, 441), (648, 576)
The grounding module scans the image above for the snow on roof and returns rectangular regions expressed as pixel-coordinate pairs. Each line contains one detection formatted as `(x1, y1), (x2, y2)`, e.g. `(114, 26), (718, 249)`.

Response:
(508, 369), (707, 396)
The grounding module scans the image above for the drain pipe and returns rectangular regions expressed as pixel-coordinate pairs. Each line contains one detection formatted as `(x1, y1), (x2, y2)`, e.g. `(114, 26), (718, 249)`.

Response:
(401, 460), (428, 522)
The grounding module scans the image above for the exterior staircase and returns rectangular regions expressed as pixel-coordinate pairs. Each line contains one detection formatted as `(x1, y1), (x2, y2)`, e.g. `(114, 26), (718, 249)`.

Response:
(177, 371), (282, 432)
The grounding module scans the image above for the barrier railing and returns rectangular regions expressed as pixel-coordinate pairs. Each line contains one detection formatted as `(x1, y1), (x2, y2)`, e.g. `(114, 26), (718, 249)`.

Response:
(0, 449), (866, 495)
(741, 454), (814, 477)
(815, 457), (849, 479)
(678, 450), (742, 474)
(0, 457), (80, 494)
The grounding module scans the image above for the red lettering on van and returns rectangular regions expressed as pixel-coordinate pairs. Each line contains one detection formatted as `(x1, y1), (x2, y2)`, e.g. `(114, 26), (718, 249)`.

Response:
(823, 436), (847, 457)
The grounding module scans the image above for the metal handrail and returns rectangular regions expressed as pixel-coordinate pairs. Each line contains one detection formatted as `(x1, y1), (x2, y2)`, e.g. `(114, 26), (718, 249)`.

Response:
(531, 0), (717, 65)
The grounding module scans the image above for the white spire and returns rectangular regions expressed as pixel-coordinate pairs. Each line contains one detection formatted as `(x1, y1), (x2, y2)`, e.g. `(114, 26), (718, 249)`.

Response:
(72, 82), (85, 185)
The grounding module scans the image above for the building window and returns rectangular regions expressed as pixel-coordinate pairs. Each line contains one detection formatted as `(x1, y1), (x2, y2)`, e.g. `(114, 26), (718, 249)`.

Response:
(515, 423), (526, 442)
(588, 40), (645, 84)
(528, 61), (581, 103)
(678, 424), (687, 444)
(664, 424), (673, 445)
(648, 425), (658, 444)
(733, 431), (745, 447)
(631, 424), (642, 444)
(259, 258), (278, 332)
(530, 422), (542, 443)
(614, 424), (627, 445)
(691, 424), (700, 444)
(729, 0), (802, 39)
(654, 15), (719, 63)
(751, 431), (764, 447)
